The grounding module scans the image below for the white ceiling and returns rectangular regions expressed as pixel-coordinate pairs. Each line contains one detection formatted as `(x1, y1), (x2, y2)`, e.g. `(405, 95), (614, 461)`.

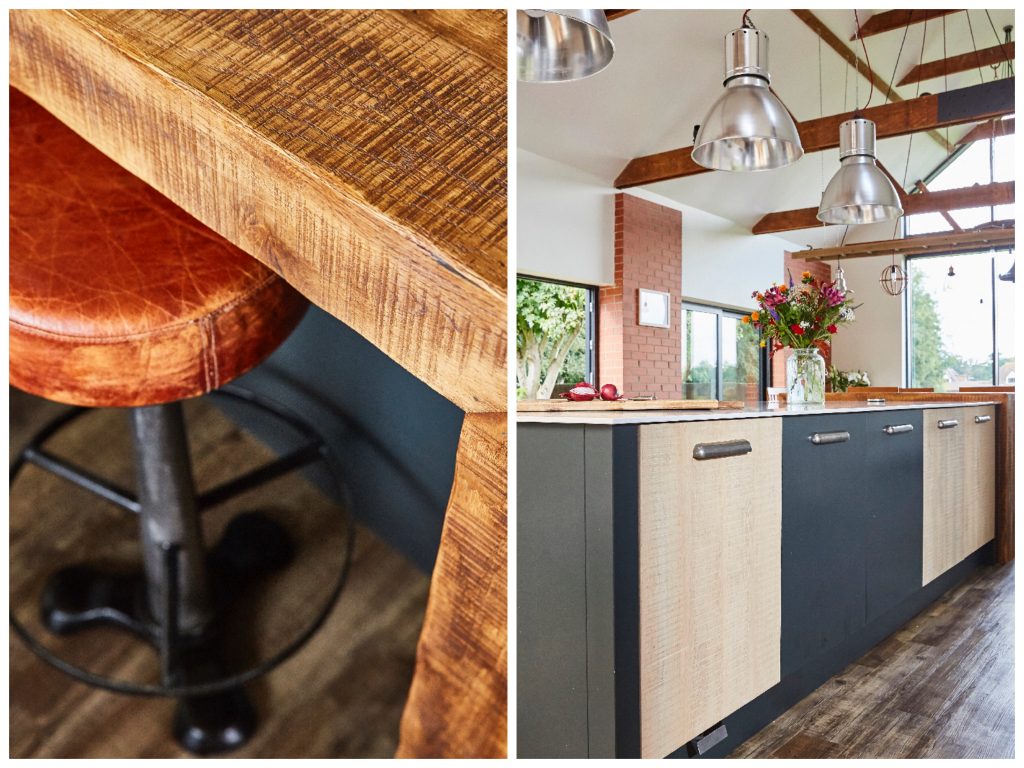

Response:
(518, 8), (1015, 248)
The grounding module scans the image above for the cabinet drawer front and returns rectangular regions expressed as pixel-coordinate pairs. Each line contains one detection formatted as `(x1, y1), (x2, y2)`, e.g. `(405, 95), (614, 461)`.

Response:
(861, 409), (923, 622)
(923, 407), (967, 584)
(781, 414), (868, 674)
(638, 419), (781, 759)
(963, 405), (997, 556)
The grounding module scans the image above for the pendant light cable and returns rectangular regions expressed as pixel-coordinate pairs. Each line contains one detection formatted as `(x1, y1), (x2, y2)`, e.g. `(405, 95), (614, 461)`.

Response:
(965, 11), (986, 83)
(985, 11), (1012, 76)
(883, 16), (913, 105)
(853, 9), (874, 111)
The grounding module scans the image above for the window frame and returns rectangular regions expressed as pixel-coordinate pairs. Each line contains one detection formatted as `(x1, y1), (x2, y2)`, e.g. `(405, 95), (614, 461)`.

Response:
(681, 300), (765, 401)
(515, 274), (597, 388)
(903, 248), (1012, 388)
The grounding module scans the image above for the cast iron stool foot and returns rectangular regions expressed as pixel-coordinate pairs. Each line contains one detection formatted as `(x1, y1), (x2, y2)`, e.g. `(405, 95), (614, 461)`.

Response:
(41, 513), (293, 755)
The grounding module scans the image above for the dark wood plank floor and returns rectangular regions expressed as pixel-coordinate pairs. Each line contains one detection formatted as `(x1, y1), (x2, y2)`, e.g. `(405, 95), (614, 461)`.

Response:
(10, 389), (430, 758)
(731, 562), (1015, 759)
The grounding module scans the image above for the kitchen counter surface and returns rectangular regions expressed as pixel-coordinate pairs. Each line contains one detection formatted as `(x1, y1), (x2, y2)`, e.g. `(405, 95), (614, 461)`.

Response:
(517, 400), (998, 425)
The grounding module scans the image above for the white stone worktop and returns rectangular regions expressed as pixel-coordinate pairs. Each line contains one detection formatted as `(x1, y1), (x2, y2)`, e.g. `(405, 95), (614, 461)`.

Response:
(516, 400), (999, 426)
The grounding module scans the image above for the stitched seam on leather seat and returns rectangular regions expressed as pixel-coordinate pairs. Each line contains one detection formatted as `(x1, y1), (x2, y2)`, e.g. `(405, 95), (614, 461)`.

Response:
(10, 272), (288, 343)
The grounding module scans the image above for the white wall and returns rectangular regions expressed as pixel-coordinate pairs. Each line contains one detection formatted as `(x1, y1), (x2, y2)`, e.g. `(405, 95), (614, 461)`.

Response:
(517, 149), (615, 285)
(830, 255), (906, 386)
(625, 188), (791, 312)
(518, 153), (795, 312)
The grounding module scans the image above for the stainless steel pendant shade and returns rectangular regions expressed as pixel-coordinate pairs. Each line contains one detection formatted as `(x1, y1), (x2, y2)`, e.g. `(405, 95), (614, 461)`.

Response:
(692, 28), (803, 172)
(818, 118), (904, 224)
(517, 9), (615, 82)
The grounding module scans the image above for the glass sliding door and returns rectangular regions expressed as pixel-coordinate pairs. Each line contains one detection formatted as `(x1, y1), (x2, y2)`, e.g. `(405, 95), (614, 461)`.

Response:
(682, 303), (763, 402)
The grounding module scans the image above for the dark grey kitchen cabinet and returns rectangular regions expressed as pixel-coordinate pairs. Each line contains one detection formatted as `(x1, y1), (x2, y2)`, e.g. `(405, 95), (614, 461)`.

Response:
(861, 409), (924, 622)
(781, 413), (868, 675)
(782, 409), (925, 673)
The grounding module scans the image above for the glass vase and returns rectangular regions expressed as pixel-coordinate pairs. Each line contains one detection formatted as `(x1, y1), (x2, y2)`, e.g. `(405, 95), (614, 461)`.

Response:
(786, 347), (826, 406)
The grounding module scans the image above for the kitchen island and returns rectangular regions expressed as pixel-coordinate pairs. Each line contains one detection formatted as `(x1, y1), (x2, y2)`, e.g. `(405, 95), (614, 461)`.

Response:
(518, 398), (1009, 759)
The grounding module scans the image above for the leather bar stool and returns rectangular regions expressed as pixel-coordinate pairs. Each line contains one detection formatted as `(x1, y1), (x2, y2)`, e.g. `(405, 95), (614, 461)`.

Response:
(9, 88), (350, 754)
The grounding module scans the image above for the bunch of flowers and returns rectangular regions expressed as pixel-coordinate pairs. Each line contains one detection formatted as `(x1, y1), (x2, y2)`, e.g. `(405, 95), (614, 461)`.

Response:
(744, 271), (858, 352)
(827, 366), (871, 392)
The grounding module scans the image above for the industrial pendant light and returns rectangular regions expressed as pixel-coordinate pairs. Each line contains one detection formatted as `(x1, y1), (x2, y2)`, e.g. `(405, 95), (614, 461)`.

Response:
(817, 118), (904, 224)
(692, 18), (803, 172)
(517, 10), (614, 82)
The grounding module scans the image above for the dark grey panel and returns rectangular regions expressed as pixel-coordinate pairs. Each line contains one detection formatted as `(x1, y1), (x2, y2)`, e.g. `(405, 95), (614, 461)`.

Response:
(583, 425), (617, 759)
(517, 424), (589, 758)
(936, 78), (1013, 122)
(782, 413), (868, 675)
(861, 409), (924, 622)
(229, 307), (462, 572)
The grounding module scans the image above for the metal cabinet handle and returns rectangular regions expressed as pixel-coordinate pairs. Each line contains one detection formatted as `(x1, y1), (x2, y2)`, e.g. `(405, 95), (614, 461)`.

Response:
(808, 431), (851, 445)
(693, 439), (752, 461)
(883, 424), (915, 435)
(975, 414), (992, 424)
(937, 419), (959, 429)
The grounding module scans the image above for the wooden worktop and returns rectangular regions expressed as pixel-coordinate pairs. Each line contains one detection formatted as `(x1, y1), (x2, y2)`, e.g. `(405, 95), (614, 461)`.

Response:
(10, 9), (507, 758)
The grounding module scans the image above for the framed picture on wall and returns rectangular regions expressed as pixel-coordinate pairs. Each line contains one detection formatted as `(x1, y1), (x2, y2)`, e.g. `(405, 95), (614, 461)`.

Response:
(638, 288), (671, 328)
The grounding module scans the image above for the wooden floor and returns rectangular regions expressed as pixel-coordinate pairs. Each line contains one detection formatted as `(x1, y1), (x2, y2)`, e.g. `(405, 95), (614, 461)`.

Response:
(9, 389), (431, 758)
(731, 562), (1015, 759)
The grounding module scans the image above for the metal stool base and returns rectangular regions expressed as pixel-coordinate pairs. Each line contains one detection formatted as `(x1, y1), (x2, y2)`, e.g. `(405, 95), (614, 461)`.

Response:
(41, 512), (291, 754)
(11, 386), (355, 755)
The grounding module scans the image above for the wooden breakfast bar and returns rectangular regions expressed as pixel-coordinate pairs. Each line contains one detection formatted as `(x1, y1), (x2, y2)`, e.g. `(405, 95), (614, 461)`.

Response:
(10, 9), (507, 758)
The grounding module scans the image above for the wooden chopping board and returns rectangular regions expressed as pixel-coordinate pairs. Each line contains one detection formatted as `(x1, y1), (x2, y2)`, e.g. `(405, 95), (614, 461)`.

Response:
(517, 399), (747, 412)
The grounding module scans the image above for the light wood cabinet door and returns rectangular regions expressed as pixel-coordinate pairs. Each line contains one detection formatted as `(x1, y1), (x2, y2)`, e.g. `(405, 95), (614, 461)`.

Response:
(638, 419), (781, 759)
(964, 405), (997, 556)
(923, 406), (996, 585)
(923, 407), (966, 585)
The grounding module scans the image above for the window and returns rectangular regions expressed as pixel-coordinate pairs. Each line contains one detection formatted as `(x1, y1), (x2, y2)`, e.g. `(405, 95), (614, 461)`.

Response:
(682, 303), (763, 402)
(905, 123), (1014, 236)
(516, 276), (595, 400)
(907, 251), (1014, 389)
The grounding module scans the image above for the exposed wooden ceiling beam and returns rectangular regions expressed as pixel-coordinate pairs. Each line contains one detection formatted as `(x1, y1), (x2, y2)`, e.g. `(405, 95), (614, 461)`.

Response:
(792, 9), (953, 153)
(798, 226), (1015, 261)
(899, 42), (1015, 86)
(957, 117), (1015, 145)
(752, 181), (1013, 235)
(852, 10), (962, 40)
(614, 78), (1014, 189)
(605, 10), (638, 21)
(914, 180), (963, 232)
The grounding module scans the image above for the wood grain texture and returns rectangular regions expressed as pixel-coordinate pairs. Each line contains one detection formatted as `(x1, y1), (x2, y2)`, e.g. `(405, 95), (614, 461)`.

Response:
(9, 9), (507, 413)
(923, 407), (967, 585)
(10, 391), (430, 758)
(798, 228), (1016, 261)
(638, 420), (781, 759)
(899, 43), (1015, 86)
(963, 406), (997, 557)
(731, 562), (1014, 759)
(397, 412), (507, 758)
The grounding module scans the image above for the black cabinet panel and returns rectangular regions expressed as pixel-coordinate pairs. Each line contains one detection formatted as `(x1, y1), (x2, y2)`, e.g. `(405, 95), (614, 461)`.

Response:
(861, 410), (924, 622)
(781, 414), (867, 676)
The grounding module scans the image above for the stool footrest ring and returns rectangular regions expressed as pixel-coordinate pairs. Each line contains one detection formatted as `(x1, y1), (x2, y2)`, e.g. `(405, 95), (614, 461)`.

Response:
(10, 385), (354, 699)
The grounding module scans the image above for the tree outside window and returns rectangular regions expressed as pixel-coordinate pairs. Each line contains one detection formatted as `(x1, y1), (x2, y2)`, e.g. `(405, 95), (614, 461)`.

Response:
(516, 277), (591, 400)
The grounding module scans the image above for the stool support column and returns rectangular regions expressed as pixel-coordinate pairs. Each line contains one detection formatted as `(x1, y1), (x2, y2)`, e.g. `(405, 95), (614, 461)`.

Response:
(130, 403), (212, 636)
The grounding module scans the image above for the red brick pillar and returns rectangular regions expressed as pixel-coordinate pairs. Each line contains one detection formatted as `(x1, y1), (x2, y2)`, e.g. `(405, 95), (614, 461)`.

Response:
(598, 194), (682, 398)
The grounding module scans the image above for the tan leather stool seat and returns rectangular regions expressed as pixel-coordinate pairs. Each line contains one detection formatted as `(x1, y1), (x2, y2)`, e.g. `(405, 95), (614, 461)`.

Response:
(10, 88), (308, 407)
